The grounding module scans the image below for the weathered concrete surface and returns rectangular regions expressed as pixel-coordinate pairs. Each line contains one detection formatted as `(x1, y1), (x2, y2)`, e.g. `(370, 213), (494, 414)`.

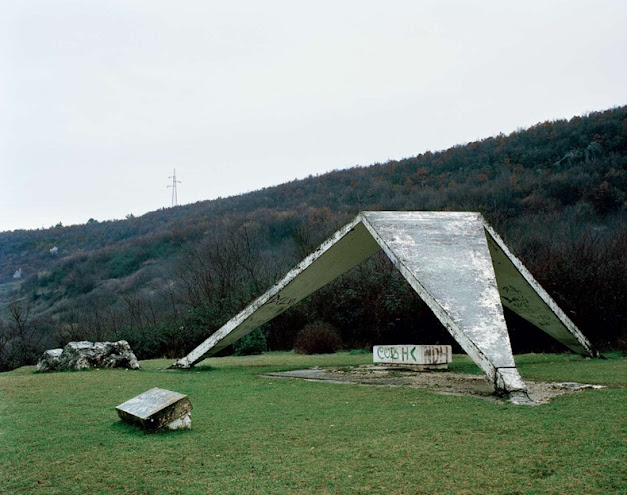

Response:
(116, 388), (192, 431)
(360, 212), (526, 394)
(373, 345), (452, 368)
(171, 211), (597, 399)
(37, 340), (140, 372)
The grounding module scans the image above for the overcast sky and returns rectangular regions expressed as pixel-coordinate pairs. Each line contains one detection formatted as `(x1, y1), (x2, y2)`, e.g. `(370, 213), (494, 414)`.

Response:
(1, 0), (626, 232)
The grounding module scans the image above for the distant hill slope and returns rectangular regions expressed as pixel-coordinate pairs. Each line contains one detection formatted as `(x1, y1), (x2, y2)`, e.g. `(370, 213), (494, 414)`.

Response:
(1, 106), (625, 370)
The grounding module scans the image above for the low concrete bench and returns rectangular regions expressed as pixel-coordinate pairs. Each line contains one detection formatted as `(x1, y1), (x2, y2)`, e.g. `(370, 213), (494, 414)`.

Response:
(373, 345), (452, 369)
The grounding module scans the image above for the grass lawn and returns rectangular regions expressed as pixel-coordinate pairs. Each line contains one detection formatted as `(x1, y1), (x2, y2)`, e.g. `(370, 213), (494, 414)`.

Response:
(1, 351), (625, 494)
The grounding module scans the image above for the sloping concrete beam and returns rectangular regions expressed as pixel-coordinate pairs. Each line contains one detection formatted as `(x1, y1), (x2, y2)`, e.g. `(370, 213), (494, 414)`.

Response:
(482, 223), (597, 357)
(170, 219), (381, 368)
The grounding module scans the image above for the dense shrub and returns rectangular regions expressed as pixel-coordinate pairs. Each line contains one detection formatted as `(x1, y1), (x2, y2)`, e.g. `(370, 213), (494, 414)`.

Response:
(293, 321), (342, 354)
(233, 328), (267, 355)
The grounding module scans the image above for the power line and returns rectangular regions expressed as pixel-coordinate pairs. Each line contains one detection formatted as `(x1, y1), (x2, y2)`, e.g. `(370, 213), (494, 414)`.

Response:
(167, 169), (181, 207)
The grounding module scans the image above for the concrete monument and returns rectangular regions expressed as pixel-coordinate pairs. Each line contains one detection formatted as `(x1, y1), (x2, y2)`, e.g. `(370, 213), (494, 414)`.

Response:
(171, 211), (598, 401)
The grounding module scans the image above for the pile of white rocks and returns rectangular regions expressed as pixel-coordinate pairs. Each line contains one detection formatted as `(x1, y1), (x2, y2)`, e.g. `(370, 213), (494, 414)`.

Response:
(37, 340), (140, 372)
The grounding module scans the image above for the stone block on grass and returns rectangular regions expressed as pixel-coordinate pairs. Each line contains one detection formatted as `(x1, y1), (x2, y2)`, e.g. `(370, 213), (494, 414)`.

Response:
(116, 388), (193, 431)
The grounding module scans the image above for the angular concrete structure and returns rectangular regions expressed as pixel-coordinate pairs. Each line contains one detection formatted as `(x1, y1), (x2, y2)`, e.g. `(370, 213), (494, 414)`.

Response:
(171, 212), (598, 399)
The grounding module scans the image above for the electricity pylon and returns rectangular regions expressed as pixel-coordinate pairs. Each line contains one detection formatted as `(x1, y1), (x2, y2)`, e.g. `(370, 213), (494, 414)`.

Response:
(167, 169), (181, 207)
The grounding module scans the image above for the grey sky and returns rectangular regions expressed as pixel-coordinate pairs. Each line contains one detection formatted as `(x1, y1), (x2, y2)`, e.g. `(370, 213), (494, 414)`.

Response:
(2, 0), (626, 232)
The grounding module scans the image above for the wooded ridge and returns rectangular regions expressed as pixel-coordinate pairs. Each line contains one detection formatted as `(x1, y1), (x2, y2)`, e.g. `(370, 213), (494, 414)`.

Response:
(1, 106), (625, 371)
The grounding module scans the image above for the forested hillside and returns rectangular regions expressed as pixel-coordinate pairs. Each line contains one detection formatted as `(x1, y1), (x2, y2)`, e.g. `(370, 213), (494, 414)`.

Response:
(1, 106), (625, 371)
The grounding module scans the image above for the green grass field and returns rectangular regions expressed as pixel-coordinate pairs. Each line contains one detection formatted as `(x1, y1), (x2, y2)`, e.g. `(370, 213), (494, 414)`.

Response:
(1, 352), (625, 495)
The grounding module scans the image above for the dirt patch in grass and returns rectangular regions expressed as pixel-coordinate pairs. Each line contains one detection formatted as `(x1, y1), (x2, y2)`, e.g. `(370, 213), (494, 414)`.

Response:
(262, 365), (605, 404)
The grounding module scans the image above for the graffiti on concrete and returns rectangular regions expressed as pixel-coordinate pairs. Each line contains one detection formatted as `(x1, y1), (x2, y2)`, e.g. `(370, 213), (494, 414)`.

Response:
(373, 345), (452, 366)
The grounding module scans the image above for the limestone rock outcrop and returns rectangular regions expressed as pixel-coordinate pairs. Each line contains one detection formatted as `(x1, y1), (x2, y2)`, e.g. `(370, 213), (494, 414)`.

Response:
(37, 340), (140, 372)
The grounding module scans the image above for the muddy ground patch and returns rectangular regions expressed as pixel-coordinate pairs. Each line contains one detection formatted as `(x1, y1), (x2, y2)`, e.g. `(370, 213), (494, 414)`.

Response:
(262, 365), (604, 404)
